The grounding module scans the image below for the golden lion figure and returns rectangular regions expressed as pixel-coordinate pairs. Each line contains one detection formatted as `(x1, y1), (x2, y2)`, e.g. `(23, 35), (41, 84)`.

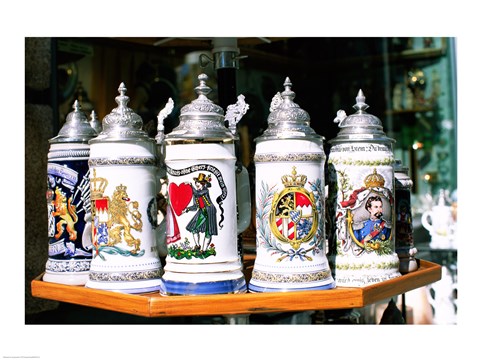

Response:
(52, 187), (78, 241)
(107, 184), (143, 254)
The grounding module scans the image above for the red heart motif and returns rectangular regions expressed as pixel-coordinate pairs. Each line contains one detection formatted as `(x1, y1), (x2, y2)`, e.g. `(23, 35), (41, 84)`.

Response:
(169, 182), (193, 216)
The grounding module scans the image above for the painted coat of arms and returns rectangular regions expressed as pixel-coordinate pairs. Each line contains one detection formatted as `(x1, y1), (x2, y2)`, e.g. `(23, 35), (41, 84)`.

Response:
(46, 162), (92, 259)
(90, 169), (144, 259)
(257, 166), (324, 262)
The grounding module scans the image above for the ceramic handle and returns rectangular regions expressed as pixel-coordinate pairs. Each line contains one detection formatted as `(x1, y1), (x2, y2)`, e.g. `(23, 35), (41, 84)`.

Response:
(236, 165), (251, 234)
(421, 211), (433, 232)
(155, 167), (168, 257)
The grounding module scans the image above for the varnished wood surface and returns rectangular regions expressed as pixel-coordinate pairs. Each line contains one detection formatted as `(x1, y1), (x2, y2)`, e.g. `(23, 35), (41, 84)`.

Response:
(31, 259), (441, 318)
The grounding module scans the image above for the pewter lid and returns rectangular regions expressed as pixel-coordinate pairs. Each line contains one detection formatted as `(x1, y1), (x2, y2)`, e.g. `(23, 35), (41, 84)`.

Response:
(329, 89), (394, 145)
(165, 74), (236, 142)
(256, 77), (321, 142)
(90, 83), (153, 144)
(89, 110), (102, 134)
(49, 100), (98, 144)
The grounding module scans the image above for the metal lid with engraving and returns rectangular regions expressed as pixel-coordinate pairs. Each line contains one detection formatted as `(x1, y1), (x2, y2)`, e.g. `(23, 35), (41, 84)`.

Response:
(90, 83), (154, 144)
(256, 77), (321, 142)
(165, 74), (241, 143)
(49, 100), (98, 144)
(329, 89), (395, 145)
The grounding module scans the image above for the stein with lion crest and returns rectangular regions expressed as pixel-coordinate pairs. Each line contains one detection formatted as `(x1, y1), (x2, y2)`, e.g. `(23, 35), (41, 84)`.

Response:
(44, 101), (99, 285)
(326, 90), (401, 287)
(85, 83), (165, 293)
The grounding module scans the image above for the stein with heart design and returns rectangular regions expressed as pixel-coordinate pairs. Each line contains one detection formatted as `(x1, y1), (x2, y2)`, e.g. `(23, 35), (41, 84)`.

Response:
(159, 74), (251, 295)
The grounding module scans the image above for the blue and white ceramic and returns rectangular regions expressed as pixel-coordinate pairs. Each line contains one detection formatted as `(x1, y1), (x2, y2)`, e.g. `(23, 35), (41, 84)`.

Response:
(43, 101), (98, 285)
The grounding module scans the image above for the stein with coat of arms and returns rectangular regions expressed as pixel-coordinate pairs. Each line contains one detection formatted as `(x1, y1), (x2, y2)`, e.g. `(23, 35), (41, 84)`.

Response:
(44, 100), (99, 285)
(249, 77), (335, 292)
(85, 83), (164, 293)
(326, 90), (401, 287)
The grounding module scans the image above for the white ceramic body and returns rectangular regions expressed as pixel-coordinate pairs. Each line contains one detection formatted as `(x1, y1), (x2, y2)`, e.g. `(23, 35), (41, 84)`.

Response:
(421, 205), (455, 249)
(85, 140), (163, 293)
(160, 142), (248, 295)
(249, 139), (335, 292)
(44, 142), (93, 285)
(327, 141), (401, 287)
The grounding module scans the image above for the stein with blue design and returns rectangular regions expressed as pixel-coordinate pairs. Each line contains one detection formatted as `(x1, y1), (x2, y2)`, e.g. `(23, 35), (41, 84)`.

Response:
(85, 83), (164, 293)
(249, 77), (335, 292)
(44, 101), (98, 285)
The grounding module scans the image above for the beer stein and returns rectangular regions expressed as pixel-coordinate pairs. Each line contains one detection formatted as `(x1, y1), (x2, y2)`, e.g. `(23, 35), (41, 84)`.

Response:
(44, 100), (98, 285)
(86, 83), (163, 293)
(159, 73), (250, 295)
(421, 189), (455, 249)
(326, 90), (401, 287)
(394, 159), (418, 273)
(249, 77), (335, 292)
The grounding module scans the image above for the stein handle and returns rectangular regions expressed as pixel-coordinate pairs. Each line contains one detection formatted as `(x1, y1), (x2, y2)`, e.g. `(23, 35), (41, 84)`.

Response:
(155, 166), (168, 257)
(421, 210), (433, 233)
(236, 165), (251, 234)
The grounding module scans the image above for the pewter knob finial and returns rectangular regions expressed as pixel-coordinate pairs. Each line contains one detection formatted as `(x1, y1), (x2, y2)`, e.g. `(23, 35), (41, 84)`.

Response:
(353, 89), (369, 112)
(89, 110), (102, 134)
(115, 82), (130, 108)
(195, 73), (212, 98)
(282, 77), (295, 100)
(73, 99), (81, 112)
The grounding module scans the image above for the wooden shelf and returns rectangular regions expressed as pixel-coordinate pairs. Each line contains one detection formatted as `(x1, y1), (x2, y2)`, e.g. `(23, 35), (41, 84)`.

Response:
(31, 258), (441, 318)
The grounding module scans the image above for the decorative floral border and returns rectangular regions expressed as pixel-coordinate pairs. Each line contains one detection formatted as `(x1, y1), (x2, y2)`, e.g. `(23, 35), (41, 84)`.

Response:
(89, 156), (157, 167)
(88, 268), (162, 282)
(327, 157), (395, 167)
(334, 259), (400, 271)
(48, 149), (90, 159)
(254, 153), (324, 163)
(45, 259), (91, 273)
(251, 269), (332, 284)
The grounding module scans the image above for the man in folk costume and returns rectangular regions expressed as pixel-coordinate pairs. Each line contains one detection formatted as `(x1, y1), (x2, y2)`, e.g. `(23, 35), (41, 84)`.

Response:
(183, 173), (218, 251)
(354, 195), (391, 244)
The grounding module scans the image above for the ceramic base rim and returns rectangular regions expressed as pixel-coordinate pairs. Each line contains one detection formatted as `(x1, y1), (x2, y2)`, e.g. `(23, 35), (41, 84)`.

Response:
(248, 282), (336, 293)
(43, 271), (89, 286)
(159, 278), (247, 295)
(85, 279), (163, 294)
